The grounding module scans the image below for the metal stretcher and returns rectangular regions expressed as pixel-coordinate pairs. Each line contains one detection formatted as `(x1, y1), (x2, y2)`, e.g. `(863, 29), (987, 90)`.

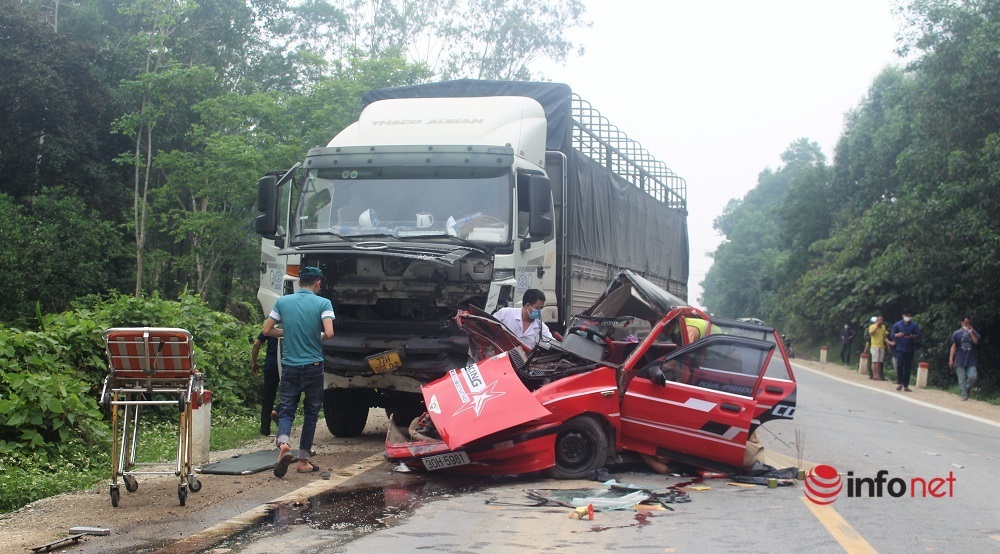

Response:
(99, 327), (205, 507)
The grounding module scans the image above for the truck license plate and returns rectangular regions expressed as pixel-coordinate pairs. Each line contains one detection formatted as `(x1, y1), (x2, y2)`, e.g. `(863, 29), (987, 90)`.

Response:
(366, 350), (403, 374)
(422, 451), (470, 471)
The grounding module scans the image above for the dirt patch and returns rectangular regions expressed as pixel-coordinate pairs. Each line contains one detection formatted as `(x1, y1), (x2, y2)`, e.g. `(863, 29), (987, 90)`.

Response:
(0, 412), (391, 553)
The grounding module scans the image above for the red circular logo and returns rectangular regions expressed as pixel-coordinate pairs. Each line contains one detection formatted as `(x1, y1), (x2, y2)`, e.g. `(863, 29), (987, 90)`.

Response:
(804, 464), (842, 505)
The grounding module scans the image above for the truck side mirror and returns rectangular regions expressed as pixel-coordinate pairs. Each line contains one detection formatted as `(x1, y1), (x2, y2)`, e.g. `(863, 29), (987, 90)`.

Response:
(255, 175), (279, 238)
(527, 174), (553, 239)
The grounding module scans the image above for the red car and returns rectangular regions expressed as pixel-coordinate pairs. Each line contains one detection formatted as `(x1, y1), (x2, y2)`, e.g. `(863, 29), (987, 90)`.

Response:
(385, 271), (797, 477)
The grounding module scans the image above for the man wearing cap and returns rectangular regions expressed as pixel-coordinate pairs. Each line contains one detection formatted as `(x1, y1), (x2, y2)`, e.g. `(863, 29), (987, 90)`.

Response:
(890, 309), (921, 392)
(262, 266), (335, 477)
(868, 316), (890, 381)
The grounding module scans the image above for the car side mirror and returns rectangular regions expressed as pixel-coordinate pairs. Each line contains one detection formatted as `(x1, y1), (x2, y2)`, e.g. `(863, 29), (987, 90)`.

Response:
(649, 365), (667, 386)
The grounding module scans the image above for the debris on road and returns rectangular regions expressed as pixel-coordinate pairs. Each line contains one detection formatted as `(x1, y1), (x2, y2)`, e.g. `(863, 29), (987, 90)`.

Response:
(32, 527), (110, 553)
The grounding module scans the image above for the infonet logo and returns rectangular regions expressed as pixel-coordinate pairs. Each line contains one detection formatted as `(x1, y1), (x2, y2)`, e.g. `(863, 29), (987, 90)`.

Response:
(804, 465), (957, 505)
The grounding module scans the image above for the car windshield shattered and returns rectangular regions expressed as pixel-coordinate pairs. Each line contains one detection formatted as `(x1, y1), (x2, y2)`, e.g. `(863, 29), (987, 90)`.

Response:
(294, 166), (512, 244)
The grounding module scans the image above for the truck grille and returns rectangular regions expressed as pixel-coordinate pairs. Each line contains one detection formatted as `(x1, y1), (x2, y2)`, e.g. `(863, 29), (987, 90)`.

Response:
(335, 319), (452, 337)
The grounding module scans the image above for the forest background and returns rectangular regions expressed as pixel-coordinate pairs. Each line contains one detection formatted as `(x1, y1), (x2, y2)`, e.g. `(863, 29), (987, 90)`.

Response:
(0, 0), (586, 511)
(0, 0), (997, 508)
(699, 0), (999, 395)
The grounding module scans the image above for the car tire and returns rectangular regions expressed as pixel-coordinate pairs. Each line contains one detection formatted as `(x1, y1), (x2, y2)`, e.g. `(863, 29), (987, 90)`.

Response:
(323, 388), (369, 437)
(546, 416), (608, 479)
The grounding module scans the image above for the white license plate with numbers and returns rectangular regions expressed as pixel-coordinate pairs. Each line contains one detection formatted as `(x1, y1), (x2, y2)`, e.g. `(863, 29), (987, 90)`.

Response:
(422, 451), (470, 471)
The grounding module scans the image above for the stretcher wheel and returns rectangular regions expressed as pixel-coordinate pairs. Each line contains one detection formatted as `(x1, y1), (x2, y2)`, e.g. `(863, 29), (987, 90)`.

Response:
(123, 474), (139, 493)
(187, 475), (202, 492)
(178, 395), (186, 412)
(110, 486), (120, 507)
(178, 484), (187, 506)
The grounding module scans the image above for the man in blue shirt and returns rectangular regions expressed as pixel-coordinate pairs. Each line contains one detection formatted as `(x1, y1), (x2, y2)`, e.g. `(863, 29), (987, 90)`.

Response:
(949, 316), (980, 401)
(262, 266), (335, 477)
(890, 308), (921, 392)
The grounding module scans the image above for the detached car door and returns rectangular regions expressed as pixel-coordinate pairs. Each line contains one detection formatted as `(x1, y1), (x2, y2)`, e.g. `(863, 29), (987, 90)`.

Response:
(620, 335), (776, 471)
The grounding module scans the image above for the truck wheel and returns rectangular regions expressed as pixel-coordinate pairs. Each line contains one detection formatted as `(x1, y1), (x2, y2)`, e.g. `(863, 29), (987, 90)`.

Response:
(546, 416), (608, 480)
(384, 395), (425, 428)
(323, 389), (369, 437)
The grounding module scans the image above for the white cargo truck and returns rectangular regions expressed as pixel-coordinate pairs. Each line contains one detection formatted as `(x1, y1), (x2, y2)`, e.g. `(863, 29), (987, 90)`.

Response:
(254, 80), (688, 436)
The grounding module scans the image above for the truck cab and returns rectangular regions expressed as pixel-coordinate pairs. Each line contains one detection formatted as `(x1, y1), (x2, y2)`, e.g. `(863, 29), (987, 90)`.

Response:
(255, 80), (687, 437)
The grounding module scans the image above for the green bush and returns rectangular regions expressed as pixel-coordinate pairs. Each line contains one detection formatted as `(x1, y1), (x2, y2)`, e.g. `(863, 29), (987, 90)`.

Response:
(51, 291), (263, 414)
(0, 293), (265, 513)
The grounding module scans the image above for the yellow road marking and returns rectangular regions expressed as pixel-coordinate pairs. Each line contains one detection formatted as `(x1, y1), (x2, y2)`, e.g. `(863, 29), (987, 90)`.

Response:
(761, 450), (875, 553)
(801, 497), (877, 553)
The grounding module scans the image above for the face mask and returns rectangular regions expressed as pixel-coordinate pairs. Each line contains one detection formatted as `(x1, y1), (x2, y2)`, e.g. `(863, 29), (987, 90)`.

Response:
(903, 316), (912, 323)
(529, 308), (541, 320)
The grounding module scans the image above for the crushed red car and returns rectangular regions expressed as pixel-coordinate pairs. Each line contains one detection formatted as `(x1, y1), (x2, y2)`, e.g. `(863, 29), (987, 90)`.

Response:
(385, 271), (797, 477)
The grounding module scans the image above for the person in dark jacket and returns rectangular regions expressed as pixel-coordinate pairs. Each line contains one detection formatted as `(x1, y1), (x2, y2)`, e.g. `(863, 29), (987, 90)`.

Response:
(839, 323), (856, 364)
(251, 333), (280, 436)
(890, 309), (921, 392)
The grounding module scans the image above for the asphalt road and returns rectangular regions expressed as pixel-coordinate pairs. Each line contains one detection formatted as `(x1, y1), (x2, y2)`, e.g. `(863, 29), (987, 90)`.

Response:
(197, 362), (1000, 553)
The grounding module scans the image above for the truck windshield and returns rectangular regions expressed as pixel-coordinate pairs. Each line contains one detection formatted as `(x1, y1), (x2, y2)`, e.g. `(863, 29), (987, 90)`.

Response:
(294, 166), (512, 244)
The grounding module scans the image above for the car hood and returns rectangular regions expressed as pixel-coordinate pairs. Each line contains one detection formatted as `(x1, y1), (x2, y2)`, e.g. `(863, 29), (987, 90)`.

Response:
(575, 271), (688, 324)
(420, 353), (552, 450)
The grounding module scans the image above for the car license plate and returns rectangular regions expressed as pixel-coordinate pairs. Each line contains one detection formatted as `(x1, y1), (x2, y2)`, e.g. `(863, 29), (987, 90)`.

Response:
(366, 350), (403, 374)
(422, 451), (470, 471)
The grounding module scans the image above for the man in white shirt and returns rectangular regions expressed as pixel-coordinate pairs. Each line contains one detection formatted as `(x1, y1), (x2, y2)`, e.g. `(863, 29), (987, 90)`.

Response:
(493, 289), (554, 349)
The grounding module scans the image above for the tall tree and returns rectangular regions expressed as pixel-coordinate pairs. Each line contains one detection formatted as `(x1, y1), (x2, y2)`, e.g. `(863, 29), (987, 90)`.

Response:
(111, 0), (202, 297)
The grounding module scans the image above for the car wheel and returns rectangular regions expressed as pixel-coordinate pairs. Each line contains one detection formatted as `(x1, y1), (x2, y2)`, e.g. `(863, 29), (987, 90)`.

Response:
(546, 416), (608, 479)
(323, 388), (369, 437)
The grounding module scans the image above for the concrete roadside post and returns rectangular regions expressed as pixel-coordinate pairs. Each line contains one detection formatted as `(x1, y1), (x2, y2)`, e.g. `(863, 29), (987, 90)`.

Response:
(916, 362), (929, 388)
(859, 352), (869, 376)
(192, 390), (213, 465)
(820, 346), (828, 363)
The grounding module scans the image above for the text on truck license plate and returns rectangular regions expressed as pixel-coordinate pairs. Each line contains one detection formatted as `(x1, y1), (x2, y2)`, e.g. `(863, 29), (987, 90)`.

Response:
(366, 350), (403, 374)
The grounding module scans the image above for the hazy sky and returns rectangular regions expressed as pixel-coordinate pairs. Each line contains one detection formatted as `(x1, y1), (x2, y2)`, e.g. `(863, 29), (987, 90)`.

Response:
(537, 0), (902, 310)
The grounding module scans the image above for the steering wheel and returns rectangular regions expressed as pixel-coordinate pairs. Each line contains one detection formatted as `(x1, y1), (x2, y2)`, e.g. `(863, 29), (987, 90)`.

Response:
(566, 324), (615, 360)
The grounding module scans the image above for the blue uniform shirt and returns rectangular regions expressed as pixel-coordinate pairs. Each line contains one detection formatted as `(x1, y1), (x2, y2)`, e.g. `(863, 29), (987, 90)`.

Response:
(890, 320), (921, 353)
(268, 289), (335, 366)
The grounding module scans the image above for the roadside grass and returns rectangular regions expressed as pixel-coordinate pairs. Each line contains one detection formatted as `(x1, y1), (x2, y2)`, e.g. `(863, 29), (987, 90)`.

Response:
(0, 413), (275, 514)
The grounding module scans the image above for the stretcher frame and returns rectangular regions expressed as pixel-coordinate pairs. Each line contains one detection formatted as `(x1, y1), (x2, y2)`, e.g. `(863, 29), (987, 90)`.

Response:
(99, 327), (205, 507)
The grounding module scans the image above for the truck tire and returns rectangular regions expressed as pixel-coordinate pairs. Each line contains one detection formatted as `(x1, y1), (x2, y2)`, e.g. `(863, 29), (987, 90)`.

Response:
(546, 416), (608, 479)
(323, 389), (369, 437)
(384, 394), (426, 429)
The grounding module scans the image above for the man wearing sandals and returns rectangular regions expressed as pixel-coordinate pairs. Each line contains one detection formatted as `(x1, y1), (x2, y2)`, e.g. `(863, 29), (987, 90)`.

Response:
(262, 266), (335, 477)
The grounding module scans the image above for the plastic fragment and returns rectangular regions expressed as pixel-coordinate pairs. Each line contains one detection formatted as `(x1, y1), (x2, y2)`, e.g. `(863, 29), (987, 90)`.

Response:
(569, 504), (595, 520)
